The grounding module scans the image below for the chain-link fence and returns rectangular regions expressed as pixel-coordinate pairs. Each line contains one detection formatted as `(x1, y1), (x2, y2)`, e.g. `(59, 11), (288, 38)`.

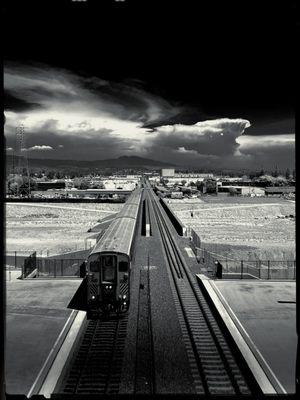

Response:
(188, 228), (296, 280)
(5, 252), (85, 278)
(35, 258), (85, 278)
(195, 247), (296, 280)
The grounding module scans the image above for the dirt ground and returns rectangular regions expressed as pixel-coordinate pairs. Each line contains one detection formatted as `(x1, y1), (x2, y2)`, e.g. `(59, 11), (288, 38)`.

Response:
(5, 202), (122, 255)
(167, 196), (295, 260)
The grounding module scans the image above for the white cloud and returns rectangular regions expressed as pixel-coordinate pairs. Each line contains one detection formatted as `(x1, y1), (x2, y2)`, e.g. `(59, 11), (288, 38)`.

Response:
(237, 134), (295, 150)
(23, 145), (54, 152)
(149, 118), (251, 157)
(176, 146), (198, 155)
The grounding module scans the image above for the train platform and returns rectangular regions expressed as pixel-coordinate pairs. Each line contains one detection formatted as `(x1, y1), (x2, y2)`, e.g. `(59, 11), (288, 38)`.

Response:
(197, 277), (296, 394)
(5, 274), (82, 395)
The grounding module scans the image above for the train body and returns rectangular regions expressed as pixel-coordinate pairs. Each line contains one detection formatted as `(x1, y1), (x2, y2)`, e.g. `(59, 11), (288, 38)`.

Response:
(86, 188), (142, 318)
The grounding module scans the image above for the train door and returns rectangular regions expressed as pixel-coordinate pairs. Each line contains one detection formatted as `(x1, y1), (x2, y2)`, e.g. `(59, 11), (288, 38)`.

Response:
(100, 254), (117, 306)
(118, 256), (130, 310)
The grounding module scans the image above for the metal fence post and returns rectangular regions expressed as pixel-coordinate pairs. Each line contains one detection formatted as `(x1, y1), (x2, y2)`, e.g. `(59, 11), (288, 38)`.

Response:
(15, 251), (17, 269)
(54, 261), (56, 278)
(241, 260), (243, 279)
(267, 260), (270, 279)
(259, 260), (261, 279)
(294, 261), (296, 280)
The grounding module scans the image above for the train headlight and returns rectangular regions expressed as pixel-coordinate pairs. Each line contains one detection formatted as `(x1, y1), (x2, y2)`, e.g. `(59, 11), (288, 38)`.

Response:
(123, 295), (126, 299)
(109, 285), (112, 289)
(91, 295), (95, 300)
(105, 285), (109, 289)
(123, 302), (127, 305)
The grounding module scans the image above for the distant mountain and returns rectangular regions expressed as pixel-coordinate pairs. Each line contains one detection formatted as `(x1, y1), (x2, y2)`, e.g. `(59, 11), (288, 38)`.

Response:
(6, 155), (175, 170)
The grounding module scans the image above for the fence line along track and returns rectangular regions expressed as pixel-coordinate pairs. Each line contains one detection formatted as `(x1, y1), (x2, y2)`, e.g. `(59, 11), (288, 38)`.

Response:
(58, 315), (128, 394)
(149, 189), (262, 396)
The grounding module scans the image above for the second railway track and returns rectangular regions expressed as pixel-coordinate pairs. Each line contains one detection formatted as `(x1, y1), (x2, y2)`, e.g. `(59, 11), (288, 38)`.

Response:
(148, 189), (263, 396)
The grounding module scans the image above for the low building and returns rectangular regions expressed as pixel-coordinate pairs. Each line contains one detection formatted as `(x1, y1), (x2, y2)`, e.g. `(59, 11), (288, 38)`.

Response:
(36, 181), (65, 190)
(218, 186), (265, 196)
(161, 168), (175, 177)
(170, 191), (183, 199)
(264, 187), (295, 196)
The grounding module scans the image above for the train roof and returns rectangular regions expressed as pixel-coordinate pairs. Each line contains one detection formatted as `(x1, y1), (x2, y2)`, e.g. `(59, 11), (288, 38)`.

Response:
(89, 188), (142, 256)
(116, 203), (140, 220)
(90, 217), (136, 256)
(125, 189), (142, 205)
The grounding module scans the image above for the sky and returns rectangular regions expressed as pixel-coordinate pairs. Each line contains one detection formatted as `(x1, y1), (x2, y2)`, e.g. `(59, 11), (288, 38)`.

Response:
(3, 0), (295, 171)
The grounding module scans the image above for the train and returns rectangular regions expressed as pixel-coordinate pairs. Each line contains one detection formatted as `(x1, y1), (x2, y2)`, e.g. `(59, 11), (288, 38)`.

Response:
(85, 187), (143, 319)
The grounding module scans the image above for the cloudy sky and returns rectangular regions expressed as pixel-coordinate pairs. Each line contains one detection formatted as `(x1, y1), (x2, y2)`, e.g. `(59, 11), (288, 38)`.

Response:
(4, 0), (295, 171)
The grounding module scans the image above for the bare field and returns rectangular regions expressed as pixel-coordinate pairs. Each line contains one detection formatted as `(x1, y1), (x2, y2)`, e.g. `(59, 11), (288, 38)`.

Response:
(5, 202), (122, 255)
(167, 197), (295, 260)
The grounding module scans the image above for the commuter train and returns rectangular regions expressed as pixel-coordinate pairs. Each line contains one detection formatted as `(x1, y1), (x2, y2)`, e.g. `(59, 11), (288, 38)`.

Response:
(86, 187), (143, 319)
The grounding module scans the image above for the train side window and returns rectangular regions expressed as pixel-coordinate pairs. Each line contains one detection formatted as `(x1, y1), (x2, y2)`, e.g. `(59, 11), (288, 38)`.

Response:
(90, 261), (100, 272)
(119, 261), (128, 272)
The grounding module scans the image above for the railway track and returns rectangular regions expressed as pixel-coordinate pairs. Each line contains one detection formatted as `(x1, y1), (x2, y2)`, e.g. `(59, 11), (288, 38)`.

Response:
(59, 315), (128, 394)
(148, 189), (263, 396)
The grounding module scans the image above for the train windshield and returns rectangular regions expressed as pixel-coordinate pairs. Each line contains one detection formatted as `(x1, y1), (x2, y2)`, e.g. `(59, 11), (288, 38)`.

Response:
(101, 255), (116, 282)
(90, 261), (100, 272)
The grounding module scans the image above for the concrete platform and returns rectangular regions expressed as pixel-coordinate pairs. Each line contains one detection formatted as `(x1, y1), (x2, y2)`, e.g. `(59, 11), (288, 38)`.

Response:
(5, 276), (82, 395)
(199, 278), (296, 393)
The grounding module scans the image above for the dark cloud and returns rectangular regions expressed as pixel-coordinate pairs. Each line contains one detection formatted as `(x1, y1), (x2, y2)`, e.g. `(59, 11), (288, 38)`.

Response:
(148, 119), (251, 157)
(237, 135), (295, 170)
(5, 119), (135, 160)
(3, 62), (295, 170)
(4, 92), (43, 112)
(4, 63), (181, 126)
(246, 118), (295, 136)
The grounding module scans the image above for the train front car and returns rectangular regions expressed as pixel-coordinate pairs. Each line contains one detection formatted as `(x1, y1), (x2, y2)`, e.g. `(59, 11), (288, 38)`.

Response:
(86, 189), (142, 319)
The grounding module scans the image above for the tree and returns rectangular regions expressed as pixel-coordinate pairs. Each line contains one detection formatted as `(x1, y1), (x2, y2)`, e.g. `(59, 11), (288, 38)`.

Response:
(228, 187), (238, 196)
(46, 170), (56, 180)
(293, 169), (296, 180)
(254, 174), (276, 186)
(195, 180), (203, 191)
(8, 176), (37, 196)
(274, 175), (288, 186)
(272, 166), (279, 178)
(79, 180), (90, 190)
(55, 171), (64, 179)
(181, 180), (187, 186)
(285, 168), (291, 180)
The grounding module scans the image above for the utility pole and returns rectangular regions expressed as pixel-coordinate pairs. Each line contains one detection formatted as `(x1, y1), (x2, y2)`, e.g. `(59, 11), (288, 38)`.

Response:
(15, 125), (31, 197)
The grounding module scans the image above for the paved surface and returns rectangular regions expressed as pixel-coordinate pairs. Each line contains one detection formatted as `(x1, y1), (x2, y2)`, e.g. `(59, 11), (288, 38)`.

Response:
(156, 199), (297, 394)
(120, 189), (195, 394)
(212, 280), (297, 393)
(5, 277), (82, 395)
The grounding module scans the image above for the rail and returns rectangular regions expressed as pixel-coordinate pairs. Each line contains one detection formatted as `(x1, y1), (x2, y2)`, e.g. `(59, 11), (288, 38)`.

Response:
(149, 188), (263, 396)
(56, 315), (129, 395)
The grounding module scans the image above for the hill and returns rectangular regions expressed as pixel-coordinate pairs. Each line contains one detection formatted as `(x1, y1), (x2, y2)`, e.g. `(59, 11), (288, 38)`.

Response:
(6, 155), (175, 170)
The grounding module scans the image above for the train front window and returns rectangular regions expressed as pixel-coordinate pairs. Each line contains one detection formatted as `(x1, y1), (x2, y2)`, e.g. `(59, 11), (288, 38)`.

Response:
(90, 261), (100, 272)
(101, 255), (116, 282)
(119, 261), (128, 272)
